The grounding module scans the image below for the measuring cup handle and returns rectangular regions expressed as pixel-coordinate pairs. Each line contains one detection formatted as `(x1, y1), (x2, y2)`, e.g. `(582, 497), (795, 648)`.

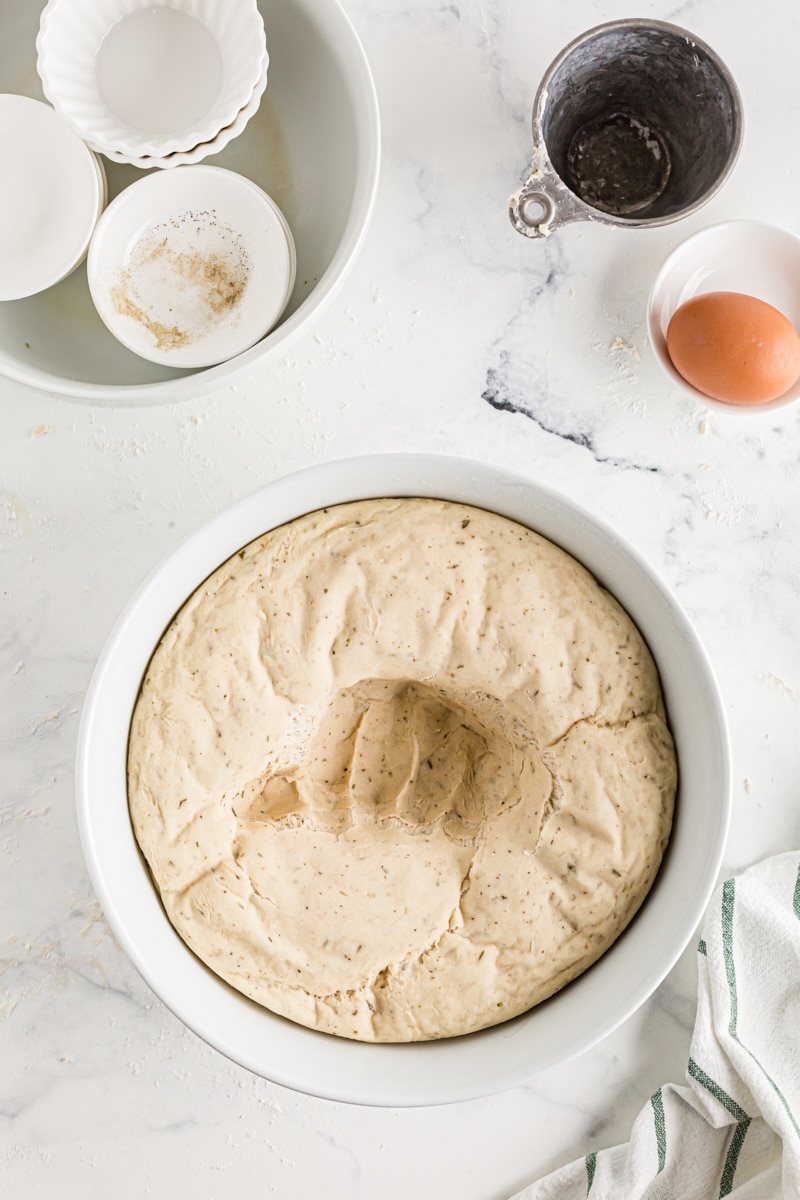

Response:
(509, 166), (587, 239)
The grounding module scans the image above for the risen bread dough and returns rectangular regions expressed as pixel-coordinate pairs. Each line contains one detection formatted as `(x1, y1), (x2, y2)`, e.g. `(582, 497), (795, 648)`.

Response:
(128, 498), (676, 1042)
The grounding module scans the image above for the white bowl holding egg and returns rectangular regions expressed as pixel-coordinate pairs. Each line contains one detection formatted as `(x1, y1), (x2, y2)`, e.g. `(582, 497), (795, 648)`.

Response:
(75, 454), (731, 1106)
(648, 219), (800, 413)
(0, 0), (379, 405)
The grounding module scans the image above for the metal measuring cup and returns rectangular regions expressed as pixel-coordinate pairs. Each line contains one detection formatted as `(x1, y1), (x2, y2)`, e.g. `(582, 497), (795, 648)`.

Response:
(509, 19), (743, 239)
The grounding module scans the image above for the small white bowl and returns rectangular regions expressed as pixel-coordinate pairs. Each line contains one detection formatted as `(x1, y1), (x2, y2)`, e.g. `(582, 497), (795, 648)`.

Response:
(647, 220), (800, 414)
(37, 0), (266, 159)
(100, 57), (268, 170)
(87, 165), (296, 368)
(76, 454), (730, 1106)
(0, 94), (106, 302)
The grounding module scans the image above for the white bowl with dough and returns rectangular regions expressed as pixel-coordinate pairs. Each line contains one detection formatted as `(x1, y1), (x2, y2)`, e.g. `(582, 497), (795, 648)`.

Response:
(75, 455), (731, 1106)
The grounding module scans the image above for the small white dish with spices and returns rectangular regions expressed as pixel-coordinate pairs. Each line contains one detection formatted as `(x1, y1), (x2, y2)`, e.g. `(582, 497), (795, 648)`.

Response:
(86, 165), (296, 367)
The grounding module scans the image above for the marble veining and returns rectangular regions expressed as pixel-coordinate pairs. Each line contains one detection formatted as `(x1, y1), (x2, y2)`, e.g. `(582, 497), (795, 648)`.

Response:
(481, 365), (663, 473)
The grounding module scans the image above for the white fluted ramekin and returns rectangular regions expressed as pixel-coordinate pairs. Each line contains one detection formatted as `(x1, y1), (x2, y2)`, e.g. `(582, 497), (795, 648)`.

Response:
(99, 56), (268, 169)
(37, 0), (266, 159)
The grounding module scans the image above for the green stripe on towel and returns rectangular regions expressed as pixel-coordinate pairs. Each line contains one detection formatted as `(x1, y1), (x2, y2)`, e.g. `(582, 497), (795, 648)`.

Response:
(651, 1088), (666, 1173)
(721, 879), (738, 1037)
(687, 1058), (752, 1196)
(688, 1058), (750, 1122)
(585, 1151), (596, 1195)
(720, 1118), (751, 1198)
(720, 877), (800, 1141)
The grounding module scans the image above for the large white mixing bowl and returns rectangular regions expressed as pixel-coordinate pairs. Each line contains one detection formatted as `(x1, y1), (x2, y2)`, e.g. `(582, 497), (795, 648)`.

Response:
(76, 455), (730, 1105)
(0, 0), (379, 405)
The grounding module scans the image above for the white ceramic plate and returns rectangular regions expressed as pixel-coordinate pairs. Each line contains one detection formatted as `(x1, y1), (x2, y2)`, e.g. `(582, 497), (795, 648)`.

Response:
(647, 219), (800, 414)
(0, 94), (106, 301)
(0, 0), (379, 404)
(88, 166), (295, 367)
(76, 455), (731, 1107)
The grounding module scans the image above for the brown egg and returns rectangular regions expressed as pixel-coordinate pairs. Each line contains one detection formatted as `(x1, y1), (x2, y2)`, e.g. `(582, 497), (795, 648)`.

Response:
(666, 291), (800, 405)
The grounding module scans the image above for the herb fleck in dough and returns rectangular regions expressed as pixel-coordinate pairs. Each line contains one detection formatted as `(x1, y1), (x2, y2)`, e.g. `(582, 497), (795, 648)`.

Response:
(128, 498), (676, 1042)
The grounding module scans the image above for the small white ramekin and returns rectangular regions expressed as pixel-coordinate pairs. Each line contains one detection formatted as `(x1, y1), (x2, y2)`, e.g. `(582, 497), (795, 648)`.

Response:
(87, 165), (296, 368)
(648, 220), (800, 415)
(37, 0), (266, 159)
(98, 55), (268, 170)
(0, 94), (106, 302)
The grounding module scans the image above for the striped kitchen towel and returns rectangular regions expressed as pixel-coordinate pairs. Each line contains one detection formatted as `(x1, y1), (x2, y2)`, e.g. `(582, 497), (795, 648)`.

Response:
(511, 851), (800, 1200)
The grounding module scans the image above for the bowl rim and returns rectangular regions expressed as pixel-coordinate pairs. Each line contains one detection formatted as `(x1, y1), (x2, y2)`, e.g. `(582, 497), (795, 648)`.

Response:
(7, 0), (380, 406)
(646, 218), (800, 415)
(75, 453), (731, 1106)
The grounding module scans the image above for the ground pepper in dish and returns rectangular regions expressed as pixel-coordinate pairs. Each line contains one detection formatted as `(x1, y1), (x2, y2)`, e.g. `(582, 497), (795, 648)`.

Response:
(110, 209), (250, 351)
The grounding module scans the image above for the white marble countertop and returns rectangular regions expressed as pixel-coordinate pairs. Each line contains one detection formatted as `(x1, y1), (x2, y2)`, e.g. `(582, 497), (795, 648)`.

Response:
(3, 0), (800, 1195)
